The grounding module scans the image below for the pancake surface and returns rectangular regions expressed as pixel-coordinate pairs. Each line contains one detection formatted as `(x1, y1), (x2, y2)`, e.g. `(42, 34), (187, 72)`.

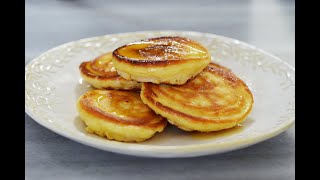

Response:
(141, 63), (254, 132)
(112, 36), (211, 85)
(79, 52), (141, 90)
(77, 90), (167, 142)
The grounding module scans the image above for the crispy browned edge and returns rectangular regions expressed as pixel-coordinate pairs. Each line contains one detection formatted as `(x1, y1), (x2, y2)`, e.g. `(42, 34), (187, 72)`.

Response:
(112, 36), (210, 67)
(79, 52), (122, 80)
(141, 63), (254, 124)
(78, 92), (167, 129)
(79, 54), (142, 90)
(79, 61), (120, 80)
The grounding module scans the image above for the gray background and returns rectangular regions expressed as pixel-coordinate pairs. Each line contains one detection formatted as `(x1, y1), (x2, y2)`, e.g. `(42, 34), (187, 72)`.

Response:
(26, 0), (295, 179)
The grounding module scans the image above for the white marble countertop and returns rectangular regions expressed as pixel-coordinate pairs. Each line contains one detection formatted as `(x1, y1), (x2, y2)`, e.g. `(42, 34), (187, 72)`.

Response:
(26, 0), (295, 179)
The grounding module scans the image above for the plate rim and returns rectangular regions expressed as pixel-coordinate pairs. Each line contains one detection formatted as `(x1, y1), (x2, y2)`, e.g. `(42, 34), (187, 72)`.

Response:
(26, 107), (294, 157)
(25, 30), (295, 157)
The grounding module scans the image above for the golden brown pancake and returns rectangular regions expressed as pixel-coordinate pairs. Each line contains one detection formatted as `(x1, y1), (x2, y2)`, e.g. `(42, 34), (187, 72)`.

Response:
(79, 52), (141, 90)
(112, 36), (211, 85)
(77, 90), (167, 142)
(140, 63), (254, 132)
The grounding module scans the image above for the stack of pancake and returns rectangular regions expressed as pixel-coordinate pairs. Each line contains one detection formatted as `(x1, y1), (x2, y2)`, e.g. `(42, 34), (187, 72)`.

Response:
(77, 36), (254, 142)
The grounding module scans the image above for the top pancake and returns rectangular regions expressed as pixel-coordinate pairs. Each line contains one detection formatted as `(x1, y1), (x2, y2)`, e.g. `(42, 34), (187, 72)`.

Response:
(79, 52), (141, 90)
(140, 63), (254, 132)
(112, 36), (211, 85)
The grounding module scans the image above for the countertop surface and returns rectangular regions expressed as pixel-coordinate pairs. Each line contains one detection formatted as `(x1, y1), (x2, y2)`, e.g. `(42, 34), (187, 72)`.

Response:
(26, 0), (295, 179)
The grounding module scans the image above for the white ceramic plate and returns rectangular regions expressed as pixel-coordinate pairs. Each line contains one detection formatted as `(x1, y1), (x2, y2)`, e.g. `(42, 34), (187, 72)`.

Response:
(25, 31), (295, 158)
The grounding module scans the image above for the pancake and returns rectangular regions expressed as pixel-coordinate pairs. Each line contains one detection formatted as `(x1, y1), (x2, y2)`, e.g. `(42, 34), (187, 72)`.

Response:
(79, 52), (141, 90)
(77, 90), (167, 142)
(140, 63), (254, 132)
(112, 36), (211, 85)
